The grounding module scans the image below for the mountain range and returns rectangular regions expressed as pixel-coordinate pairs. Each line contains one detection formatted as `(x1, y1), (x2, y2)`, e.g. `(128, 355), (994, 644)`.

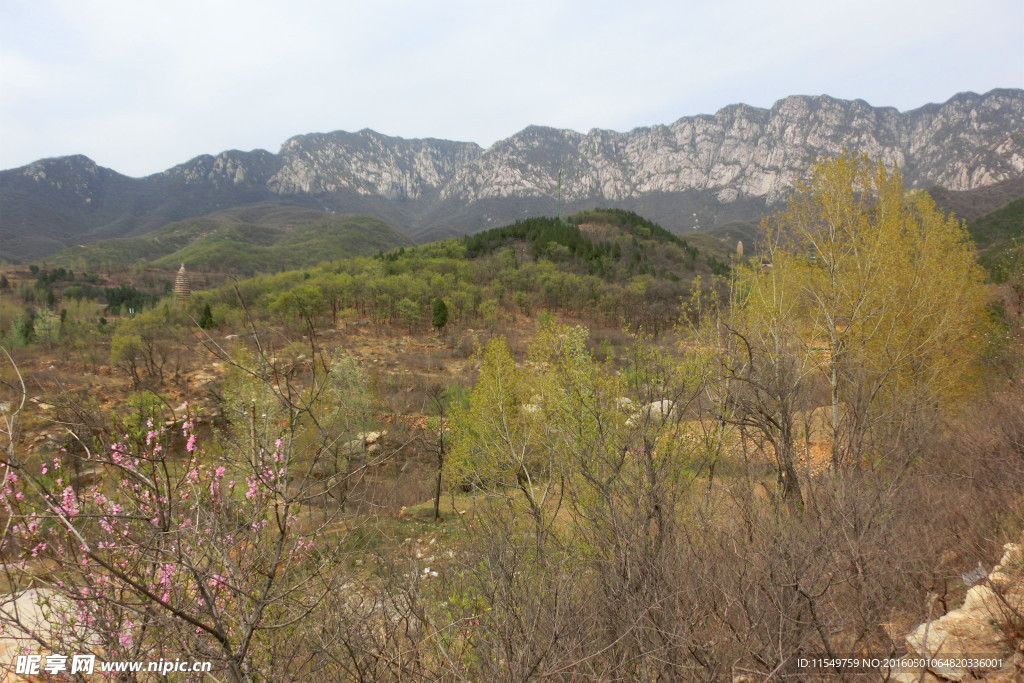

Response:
(2, 88), (1023, 263)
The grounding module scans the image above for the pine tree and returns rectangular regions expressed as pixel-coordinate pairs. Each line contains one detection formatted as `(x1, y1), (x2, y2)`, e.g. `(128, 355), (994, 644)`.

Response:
(431, 297), (448, 332)
(198, 303), (214, 329)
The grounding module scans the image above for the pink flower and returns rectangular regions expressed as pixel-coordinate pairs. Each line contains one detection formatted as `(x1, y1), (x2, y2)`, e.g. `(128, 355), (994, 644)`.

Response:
(119, 622), (133, 648)
(186, 434), (197, 453)
(60, 486), (80, 517)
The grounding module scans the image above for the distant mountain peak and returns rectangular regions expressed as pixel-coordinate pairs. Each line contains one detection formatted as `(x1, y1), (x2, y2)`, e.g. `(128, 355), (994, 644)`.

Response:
(2, 89), (1023, 262)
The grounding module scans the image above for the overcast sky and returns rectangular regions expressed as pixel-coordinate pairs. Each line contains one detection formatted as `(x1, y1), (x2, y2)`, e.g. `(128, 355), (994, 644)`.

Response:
(1, 0), (1021, 178)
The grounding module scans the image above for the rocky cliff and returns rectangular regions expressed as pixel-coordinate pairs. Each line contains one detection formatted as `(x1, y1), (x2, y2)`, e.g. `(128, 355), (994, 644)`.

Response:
(2, 89), (1022, 261)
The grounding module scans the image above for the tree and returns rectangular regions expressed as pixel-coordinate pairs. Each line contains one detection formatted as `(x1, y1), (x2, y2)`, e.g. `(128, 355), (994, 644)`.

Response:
(109, 307), (186, 388)
(448, 337), (555, 538)
(706, 264), (812, 504)
(0, 407), (333, 681)
(431, 297), (448, 333)
(2, 324), (386, 680)
(270, 284), (324, 336)
(33, 307), (61, 350)
(395, 297), (419, 332)
(198, 303), (215, 329)
(424, 383), (463, 520)
(761, 152), (990, 471)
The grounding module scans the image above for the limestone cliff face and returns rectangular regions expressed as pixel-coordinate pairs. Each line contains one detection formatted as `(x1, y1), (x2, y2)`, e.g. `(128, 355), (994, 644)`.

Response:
(174, 89), (1020, 209)
(437, 89), (1024, 205)
(265, 130), (482, 199)
(3, 89), (1023, 260)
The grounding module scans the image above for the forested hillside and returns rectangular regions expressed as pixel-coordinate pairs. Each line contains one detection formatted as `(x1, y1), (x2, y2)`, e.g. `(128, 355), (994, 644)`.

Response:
(46, 204), (413, 274)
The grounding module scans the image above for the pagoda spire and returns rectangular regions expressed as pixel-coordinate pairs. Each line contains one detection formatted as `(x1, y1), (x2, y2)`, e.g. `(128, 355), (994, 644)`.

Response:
(173, 263), (191, 302)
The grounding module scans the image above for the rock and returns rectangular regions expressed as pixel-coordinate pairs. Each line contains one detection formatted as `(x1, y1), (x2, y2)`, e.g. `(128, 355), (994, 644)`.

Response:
(72, 468), (104, 487)
(627, 399), (678, 426)
(990, 543), (1023, 589)
(887, 668), (946, 683)
(0, 589), (70, 669)
(901, 537), (1024, 681)
(357, 431), (386, 445)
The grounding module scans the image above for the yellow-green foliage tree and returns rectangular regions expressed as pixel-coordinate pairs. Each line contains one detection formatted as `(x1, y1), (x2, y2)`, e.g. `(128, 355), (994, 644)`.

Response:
(759, 152), (990, 470)
(709, 256), (814, 503)
(448, 337), (549, 521)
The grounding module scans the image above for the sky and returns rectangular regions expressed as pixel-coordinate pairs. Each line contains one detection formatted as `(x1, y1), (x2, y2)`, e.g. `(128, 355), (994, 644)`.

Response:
(1, 0), (1022, 178)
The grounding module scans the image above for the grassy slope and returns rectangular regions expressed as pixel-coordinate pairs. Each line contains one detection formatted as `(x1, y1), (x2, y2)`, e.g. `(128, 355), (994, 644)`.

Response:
(695, 220), (760, 258)
(46, 203), (413, 273)
(928, 177), (1024, 223)
(968, 197), (1024, 282)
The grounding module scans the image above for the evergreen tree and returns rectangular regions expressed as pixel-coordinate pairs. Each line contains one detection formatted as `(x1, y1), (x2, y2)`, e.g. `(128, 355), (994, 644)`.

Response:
(431, 297), (448, 332)
(198, 303), (215, 329)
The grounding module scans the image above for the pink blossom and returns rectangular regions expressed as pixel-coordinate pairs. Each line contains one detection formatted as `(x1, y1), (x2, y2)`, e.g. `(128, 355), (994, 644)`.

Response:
(59, 486), (80, 517)
(119, 622), (133, 648)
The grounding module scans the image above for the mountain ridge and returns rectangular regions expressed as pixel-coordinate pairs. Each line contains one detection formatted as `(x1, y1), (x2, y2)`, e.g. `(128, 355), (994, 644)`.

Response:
(3, 89), (1023, 262)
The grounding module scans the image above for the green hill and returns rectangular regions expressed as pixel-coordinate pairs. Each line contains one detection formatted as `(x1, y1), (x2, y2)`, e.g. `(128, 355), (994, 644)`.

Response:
(968, 197), (1024, 283)
(460, 209), (731, 280)
(190, 208), (732, 337)
(927, 177), (1024, 223)
(46, 203), (413, 274)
